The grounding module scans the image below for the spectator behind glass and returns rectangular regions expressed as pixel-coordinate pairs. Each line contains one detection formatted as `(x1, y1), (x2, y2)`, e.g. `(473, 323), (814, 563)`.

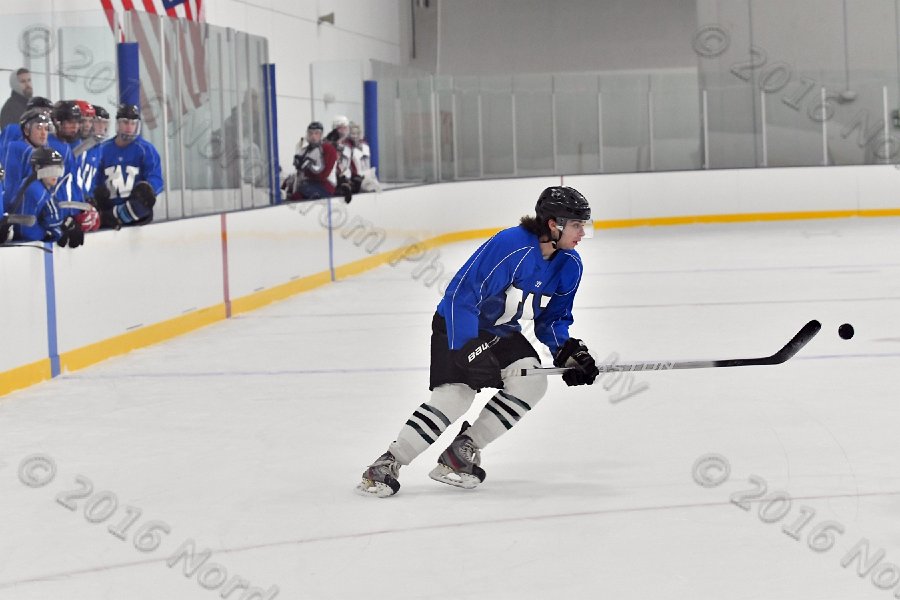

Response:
(326, 115), (353, 202)
(283, 121), (340, 202)
(347, 121), (380, 193)
(0, 69), (33, 128)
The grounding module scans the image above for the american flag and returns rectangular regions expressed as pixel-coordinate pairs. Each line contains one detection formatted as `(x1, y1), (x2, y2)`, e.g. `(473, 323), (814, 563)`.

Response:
(98, 0), (208, 129)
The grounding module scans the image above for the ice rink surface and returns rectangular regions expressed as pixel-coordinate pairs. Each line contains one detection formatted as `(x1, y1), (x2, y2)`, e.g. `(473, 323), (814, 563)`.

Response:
(2, 216), (900, 600)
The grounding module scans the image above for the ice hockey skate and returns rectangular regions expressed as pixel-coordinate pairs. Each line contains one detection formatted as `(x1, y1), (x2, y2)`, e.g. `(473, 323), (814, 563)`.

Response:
(357, 451), (401, 498)
(428, 421), (486, 489)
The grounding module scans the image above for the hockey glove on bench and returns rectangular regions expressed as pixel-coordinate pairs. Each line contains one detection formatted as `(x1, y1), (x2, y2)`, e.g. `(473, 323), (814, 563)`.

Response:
(453, 337), (504, 391)
(57, 216), (84, 248)
(554, 338), (600, 386)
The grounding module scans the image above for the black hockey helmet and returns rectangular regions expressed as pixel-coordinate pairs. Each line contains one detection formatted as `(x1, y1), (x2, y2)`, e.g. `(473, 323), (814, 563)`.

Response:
(535, 186), (593, 240)
(91, 104), (111, 141)
(116, 103), (141, 120)
(26, 96), (53, 111)
(115, 103), (141, 142)
(52, 100), (82, 123)
(93, 104), (110, 120)
(30, 147), (64, 180)
(31, 146), (63, 167)
(20, 108), (53, 139)
(307, 121), (324, 132)
(535, 186), (591, 222)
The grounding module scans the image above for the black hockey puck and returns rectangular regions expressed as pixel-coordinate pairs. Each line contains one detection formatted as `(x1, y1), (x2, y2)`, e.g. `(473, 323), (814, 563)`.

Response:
(838, 323), (854, 340)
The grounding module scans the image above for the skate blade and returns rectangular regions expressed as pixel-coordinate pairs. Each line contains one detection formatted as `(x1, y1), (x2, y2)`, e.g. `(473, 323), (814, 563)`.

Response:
(356, 478), (398, 498)
(428, 464), (481, 489)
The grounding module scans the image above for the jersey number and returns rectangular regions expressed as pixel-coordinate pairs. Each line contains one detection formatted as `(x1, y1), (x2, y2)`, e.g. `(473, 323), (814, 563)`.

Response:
(494, 288), (550, 326)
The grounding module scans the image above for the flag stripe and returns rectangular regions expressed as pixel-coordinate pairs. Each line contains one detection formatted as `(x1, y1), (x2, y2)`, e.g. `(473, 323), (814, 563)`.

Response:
(100, 0), (206, 127)
(175, 22), (201, 107)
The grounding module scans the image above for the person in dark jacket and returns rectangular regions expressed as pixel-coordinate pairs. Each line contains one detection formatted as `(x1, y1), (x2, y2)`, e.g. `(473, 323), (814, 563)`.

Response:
(0, 69), (33, 129)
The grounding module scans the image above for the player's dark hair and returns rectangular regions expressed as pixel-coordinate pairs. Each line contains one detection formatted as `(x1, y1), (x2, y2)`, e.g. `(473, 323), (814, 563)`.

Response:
(519, 215), (551, 240)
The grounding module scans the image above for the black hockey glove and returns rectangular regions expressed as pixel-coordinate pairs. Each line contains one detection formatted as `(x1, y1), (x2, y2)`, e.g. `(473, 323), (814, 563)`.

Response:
(130, 181), (157, 209)
(553, 338), (600, 386)
(453, 337), (504, 391)
(58, 217), (82, 248)
(107, 182), (156, 227)
(57, 216), (84, 249)
(335, 177), (352, 204)
(93, 183), (113, 210)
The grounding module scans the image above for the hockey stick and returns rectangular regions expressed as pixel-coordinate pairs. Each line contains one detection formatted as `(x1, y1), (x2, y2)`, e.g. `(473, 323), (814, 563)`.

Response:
(522, 319), (821, 376)
(57, 201), (93, 211)
(72, 137), (99, 157)
(6, 214), (37, 226)
(0, 242), (52, 253)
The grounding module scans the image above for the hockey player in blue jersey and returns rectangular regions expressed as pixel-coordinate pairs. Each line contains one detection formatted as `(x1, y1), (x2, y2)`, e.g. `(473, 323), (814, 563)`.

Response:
(10, 147), (83, 247)
(76, 103), (109, 202)
(0, 96), (52, 165)
(93, 103), (163, 229)
(358, 186), (602, 497)
(47, 100), (84, 206)
(3, 109), (52, 212)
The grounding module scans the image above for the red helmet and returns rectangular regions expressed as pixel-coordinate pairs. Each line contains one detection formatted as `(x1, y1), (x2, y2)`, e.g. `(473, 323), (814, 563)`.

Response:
(74, 100), (96, 119)
(73, 100), (96, 140)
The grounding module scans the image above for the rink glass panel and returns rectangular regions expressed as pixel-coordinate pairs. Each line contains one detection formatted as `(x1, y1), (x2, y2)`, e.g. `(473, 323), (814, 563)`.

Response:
(372, 0), (900, 183)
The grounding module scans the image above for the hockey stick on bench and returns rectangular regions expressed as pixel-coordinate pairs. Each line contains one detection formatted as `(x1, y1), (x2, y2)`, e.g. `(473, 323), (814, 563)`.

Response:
(522, 319), (821, 376)
(57, 201), (93, 211)
(5, 214), (37, 226)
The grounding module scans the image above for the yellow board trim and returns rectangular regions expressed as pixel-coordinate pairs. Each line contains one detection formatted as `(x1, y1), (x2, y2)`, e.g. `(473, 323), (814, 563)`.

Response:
(0, 359), (52, 397)
(597, 208), (900, 229)
(230, 271), (333, 315)
(60, 305), (227, 373)
(3, 208), (898, 397)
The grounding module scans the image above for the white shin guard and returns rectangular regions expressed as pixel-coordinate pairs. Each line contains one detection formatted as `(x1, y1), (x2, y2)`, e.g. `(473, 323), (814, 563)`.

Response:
(389, 383), (476, 465)
(466, 357), (548, 450)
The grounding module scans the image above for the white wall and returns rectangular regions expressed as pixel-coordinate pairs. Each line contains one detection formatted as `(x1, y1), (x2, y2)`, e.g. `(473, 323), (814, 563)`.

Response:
(53, 217), (224, 355)
(428, 0), (699, 75)
(0, 244), (48, 373)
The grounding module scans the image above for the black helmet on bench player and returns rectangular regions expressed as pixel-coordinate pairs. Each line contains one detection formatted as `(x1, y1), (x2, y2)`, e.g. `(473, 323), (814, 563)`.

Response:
(535, 186), (593, 238)
(30, 146), (64, 180)
(116, 103), (141, 142)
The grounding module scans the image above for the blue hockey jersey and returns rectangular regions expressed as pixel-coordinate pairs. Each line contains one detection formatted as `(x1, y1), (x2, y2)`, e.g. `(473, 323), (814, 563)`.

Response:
(93, 136), (164, 204)
(14, 179), (63, 242)
(76, 143), (102, 200)
(3, 139), (80, 213)
(0, 123), (23, 164)
(48, 135), (83, 204)
(436, 225), (584, 355)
